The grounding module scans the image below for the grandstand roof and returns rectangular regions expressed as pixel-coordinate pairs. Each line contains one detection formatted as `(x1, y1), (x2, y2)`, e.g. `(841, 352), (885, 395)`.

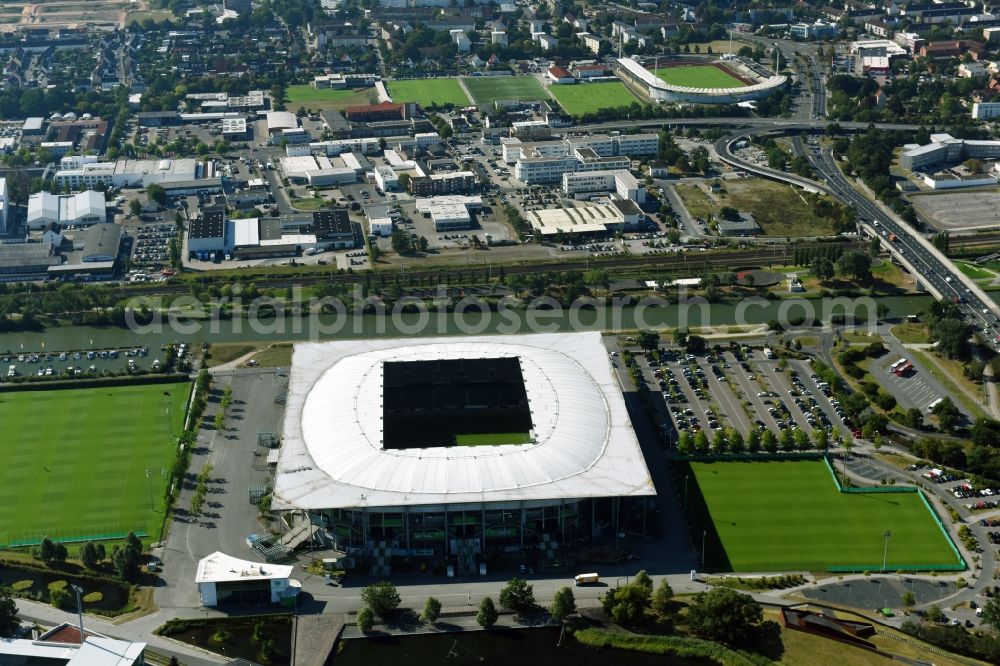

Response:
(617, 57), (786, 96)
(275, 332), (654, 511)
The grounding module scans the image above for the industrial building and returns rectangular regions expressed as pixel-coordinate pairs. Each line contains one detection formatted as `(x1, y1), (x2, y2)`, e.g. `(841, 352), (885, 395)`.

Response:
(273, 332), (654, 573)
(53, 157), (210, 190)
(505, 134), (654, 184)
(526, 203), (630, 236)
(187, 209), (355, 259)
(280, 155), (358, 186)
(900, 133), (1000, 170)
(27, 190), (106, 230)
(81, 223), (124, 262)
(414, 195), (482, 232)
(562, 169), (645, 202)
(0, 622), (145, 666)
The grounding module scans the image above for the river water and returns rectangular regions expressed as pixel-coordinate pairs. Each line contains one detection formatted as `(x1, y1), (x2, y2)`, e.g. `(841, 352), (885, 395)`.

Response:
(0, 294), (939, 354)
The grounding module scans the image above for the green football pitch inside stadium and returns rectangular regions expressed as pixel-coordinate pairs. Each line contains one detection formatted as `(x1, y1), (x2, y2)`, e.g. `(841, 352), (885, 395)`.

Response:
(548, 82), (639, 116)
(681, 459), (961, 572)
(0, 382), (191, 546)
(389, 78), (470, 108)
(462, 76), (548, 105)
(654, 65), (745, 89)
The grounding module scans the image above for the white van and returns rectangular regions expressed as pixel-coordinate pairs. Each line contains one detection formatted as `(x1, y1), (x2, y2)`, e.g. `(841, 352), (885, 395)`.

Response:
(574, 573), (600, 586)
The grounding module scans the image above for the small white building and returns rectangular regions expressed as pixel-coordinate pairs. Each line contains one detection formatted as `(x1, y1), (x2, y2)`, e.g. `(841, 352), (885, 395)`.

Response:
(450, 29), (471, 53)
(196, 550), (296, 606)
(374, 165), (399, 191)
(0, 177), (6, 234)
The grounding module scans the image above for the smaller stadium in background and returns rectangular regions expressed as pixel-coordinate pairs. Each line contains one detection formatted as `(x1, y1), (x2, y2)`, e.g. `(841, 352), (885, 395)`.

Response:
(617, 55), (787, 105)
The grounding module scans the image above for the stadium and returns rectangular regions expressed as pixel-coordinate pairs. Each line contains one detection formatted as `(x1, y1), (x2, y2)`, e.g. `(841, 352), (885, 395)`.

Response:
(274, 332), (655, 573)
(617, 55), (787, 104)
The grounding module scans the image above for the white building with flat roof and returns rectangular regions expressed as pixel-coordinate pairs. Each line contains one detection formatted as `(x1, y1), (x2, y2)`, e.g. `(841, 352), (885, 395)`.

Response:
(27, 190), (106, 229)
(196, 551), (296, 606)
(527, 203), (626, 236)
(374, 165), (399, 191)
(563, 169), (645, 202)
(54, 158), (201, 190)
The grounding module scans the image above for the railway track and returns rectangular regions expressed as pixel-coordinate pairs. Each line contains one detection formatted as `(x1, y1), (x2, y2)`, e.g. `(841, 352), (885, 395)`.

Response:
(123, 241), (865, 297)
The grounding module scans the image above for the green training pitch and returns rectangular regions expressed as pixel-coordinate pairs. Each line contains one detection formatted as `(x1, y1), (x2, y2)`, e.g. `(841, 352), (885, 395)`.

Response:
(681, 459), (961, 572)
(0, 382), (190, 546)
(462, 76), (548, 105)
(285, 85), (377, 111)
(654, 65), (745, 89)
(389, 78), (470, 108)
(548, 82), (639, 116)
(455, 432), (532, 446)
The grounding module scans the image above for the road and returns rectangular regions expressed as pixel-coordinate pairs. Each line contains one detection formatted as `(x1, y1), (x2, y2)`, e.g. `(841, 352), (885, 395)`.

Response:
(808, 146), (1000, 345)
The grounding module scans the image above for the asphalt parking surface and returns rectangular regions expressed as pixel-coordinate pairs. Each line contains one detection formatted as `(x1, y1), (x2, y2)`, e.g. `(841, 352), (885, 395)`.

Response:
(802, 576), (954, 611)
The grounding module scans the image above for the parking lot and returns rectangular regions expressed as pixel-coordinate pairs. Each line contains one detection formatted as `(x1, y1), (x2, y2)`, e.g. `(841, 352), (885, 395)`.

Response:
(629, 345), (852, 441)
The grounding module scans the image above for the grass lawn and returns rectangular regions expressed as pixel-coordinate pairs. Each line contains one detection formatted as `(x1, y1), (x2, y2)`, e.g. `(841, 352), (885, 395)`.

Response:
(954, 261), (995, 280)
(126, 9), (175, 25)
(249, 343), (293, 368)
(0, 382), (190, 547)
(462, 76), (548, 105)
(455, 432), (531, 446)
(205, 343), (258, 368)
(654, 65), (744, 89)
(548, 81), (639, 116)
(389, 78), (470, 108)
(285, 85), (377, 112)
(840, 330), (883, 344)
(891, 322), (929, 344)
(681, 459), (960, 572)
(675, 179), (838, 237)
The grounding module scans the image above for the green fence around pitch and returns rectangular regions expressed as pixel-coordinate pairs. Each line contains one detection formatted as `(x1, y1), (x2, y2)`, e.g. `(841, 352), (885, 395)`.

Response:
(2, 530), (148, 549)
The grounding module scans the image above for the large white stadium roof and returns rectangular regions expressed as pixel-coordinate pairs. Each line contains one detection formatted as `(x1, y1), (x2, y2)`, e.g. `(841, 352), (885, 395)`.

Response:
(617, 57), (786, 97)
(274, 332), (654, 510)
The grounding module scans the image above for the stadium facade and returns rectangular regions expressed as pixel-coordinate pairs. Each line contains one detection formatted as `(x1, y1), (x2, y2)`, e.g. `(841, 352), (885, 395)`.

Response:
(275, 332), (655, 572)
(617, 56), (786, 104)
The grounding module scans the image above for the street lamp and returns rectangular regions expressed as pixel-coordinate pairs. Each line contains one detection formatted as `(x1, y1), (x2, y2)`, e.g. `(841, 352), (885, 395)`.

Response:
(145, 468), (153, 512)
(70, 584), (84, 639)
(701, 530), (707, 570)
(881, 530), (892, 573)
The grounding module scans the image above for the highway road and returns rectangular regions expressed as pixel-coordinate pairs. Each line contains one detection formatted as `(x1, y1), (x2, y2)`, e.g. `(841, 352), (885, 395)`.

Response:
(807, 146), (1000, 346)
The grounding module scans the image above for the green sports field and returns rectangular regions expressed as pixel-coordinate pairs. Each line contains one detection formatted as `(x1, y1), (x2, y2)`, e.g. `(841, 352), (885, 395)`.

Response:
(548, 82), (639, 116)
(389, 78), (470, 108)
(462, 76), (548, 105)
(0, 382), (190, 547)
(285, 85), (377, 111)
(654, 65), (745, 89)
(455, 432), (532, 446)
(681, 459), (961, 572)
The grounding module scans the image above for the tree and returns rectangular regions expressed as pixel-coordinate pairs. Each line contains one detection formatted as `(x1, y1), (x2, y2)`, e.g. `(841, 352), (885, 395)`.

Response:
(356, 606), (375, 633)
(607, 582), (652, 626)
(499, 578), (534, 614)
(81, 542), (99, 570)
(129, 199), (142, 217)
(637, 330), (659, 353)
(147, 183), (167, 206)
(651, 579), (674, 616)
(0, 588), (18, 638)
(421, 596), (442, 624)
(112, 543), (141, 582)
(762, 429), (778, 453)
(811, 257), (835, 281)
(633, 570), (653, 593)
(390, 229), (413, 255)
(901, 591), (916, 612)
(550, 587), (576, 623)
(52, 542), (68, 564)
(361, 581), (401, 619)
(932, 397), (961, 433)
(477, 596), (499, 628)
(40, 537), (55, 564)
(926, 604), (944, 623)
(686, 588), (763, 645)
(836, 251), (872, 282)
(980, 597), (1000, 631)
(903, 407), (924, 429)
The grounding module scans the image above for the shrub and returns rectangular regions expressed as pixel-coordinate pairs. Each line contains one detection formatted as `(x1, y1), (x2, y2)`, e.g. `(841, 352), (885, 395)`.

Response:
(210, 626), (231, 644)
(11, 580), (33, 592)
(82, 591), (103, 604)
(356, 606), (375, 633)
